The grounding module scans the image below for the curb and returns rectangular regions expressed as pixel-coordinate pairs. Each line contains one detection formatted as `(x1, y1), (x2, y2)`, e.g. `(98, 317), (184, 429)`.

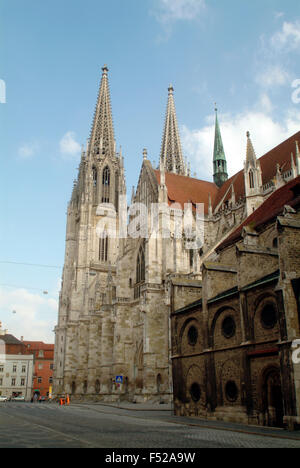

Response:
(71, 402), (300, 442)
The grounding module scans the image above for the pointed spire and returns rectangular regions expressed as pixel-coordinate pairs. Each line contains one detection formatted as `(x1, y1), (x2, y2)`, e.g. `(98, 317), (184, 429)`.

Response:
(213, 105), (228, 187)
(160, 84), (185, 175)
(245, 131), (257, 168)
(89, 65), (115, 159)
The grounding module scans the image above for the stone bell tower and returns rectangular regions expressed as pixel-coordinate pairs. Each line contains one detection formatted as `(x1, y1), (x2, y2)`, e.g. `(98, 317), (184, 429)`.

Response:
(54, 66), (126, 397)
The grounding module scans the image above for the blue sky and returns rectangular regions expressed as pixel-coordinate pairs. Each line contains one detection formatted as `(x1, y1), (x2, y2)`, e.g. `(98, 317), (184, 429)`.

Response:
(0, 0), (300, 342)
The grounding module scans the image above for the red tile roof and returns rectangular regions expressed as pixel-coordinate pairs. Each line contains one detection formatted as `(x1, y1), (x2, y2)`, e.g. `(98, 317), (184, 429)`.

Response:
(153, 132), (300, 215)
(217, 175), (300, 251)
(154, 170), (219, 214)
(213, 131), (300, 211)
(23, 341), (54, 351)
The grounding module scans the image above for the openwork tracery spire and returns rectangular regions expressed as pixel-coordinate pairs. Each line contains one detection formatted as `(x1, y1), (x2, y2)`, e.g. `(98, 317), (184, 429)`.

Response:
(160, 85), (185, 175)
(89, 65), (115, 159)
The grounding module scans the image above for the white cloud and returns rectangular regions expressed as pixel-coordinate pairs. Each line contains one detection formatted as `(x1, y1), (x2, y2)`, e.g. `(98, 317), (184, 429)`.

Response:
(59, 131), (81, 158)
(18, 142), (39, 159)
(153, 0), (205, 29)
(258, 93), (273, 114)
(274, 12), (285, 20)
(271, 20), (300, 52)
(0, 287), (58, 343)
(181, 108), (300, 181)
(152, 0), (206, 41)
(156, 0), (206, 23)
(255, 65), (290, 89)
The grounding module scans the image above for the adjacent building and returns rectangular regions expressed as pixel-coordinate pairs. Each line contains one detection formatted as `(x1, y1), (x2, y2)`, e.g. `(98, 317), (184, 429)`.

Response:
(23, 341), (54, 399)
(0, 324), (34, 401)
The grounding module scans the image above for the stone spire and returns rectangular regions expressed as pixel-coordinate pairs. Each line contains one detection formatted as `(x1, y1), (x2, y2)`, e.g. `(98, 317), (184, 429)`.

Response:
(245, 131), (257, 169)
(213, 105), (228, 188)
(89, 65), (115, 159)
(160, 84), (185, 175)
(244, 131), (263, 216)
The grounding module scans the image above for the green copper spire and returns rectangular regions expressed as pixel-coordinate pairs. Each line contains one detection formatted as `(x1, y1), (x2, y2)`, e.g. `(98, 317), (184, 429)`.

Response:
(213, 105), (228, 188)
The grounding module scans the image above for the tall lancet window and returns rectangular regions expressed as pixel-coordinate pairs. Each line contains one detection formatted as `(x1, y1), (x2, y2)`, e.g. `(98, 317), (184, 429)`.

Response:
(99, 230), (108, 263)
(136, 246), (145, 284)
(135, 244), (145, 299)
(102, 166), (111, 203)
(249, 170), (255, 189)
(115, 171), (119, 211)
(92, 166), (98, 204)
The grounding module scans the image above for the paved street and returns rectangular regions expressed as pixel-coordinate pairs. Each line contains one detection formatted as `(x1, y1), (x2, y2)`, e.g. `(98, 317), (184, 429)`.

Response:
(0, 402), (300, 449)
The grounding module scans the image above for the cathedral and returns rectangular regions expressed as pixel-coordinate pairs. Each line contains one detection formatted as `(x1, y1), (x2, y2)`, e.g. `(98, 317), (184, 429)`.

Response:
(53, 66), (300, 428)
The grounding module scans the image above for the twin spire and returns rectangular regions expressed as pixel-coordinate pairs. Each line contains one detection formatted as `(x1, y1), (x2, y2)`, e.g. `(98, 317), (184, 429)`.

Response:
(89, 65), (115, 159)
(89, 67), (229, 188)
(90, 67), (187, 175)
(159, 84), (186, 176)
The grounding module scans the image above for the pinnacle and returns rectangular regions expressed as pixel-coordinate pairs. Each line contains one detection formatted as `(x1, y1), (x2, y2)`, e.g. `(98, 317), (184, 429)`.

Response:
(245, 131), (258, 170)
(160, 85), (185, 175)
(89, 65), (115, 159)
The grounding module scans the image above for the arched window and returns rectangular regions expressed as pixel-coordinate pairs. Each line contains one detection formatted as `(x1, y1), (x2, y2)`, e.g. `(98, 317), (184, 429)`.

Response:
(136, 246), (145, 284)
(92, 166), (98, 204)
(189, 249), (194, 269)
(99, 231), (108, 263)
(115, 171), (119, 211)
(102, 166), (110, 203)
(261, 303), (277, 329)
(135, 245), (145, 299)
(92, 166), (98, 187)
(249, 170), (255, 189)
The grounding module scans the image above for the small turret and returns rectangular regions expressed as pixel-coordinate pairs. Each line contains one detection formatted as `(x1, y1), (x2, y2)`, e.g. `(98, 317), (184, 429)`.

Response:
(213, 105), (228, 187)
(244, 131), (263, 216)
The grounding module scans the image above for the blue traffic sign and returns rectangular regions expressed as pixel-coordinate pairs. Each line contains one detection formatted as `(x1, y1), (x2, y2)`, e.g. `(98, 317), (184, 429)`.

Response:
(116, 375), (123, 384)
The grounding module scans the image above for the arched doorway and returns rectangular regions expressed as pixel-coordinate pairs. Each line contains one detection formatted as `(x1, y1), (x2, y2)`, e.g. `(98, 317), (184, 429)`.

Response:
(262, 367), (284, 428)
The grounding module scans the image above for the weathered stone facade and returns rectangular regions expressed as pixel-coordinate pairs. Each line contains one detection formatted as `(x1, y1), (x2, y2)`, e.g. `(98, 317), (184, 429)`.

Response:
(171, 177), (300, 429)
(54, 66), (300, 416)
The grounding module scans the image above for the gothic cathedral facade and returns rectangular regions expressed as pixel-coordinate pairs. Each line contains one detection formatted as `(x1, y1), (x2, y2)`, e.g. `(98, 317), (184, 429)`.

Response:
(54, 66), (300, 406)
